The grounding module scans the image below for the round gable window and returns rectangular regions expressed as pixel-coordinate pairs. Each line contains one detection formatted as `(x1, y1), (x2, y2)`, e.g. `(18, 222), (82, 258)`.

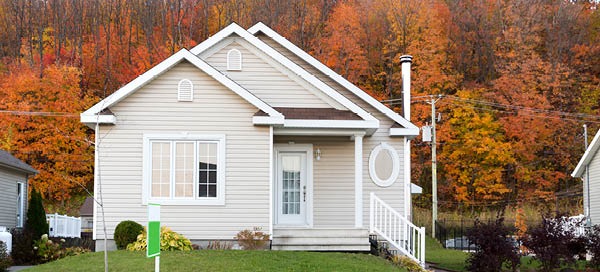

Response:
(369, 143), (400, 187)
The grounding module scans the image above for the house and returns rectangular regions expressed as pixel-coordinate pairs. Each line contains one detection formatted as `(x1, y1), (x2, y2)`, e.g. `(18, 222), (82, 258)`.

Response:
(572, 129), (600, 226)
(79, 196), (94, 235)
(80, 23), (425, 264)
(0, 149), (37, 230)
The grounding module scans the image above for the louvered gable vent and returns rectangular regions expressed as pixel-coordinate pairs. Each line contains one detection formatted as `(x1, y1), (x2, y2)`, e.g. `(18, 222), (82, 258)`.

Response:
(177, 79), (193, 101)
(227, 49), (242, 71)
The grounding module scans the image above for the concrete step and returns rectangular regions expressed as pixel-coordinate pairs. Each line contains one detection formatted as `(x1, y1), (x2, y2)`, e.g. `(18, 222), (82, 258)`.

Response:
(271, 244), (371, 251)
(271, 228), (370, 251)
(272, 236), (368, 246)
(273, 228), (369, 238)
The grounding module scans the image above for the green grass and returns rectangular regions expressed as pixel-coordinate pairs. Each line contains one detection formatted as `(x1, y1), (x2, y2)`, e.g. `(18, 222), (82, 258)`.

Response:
(24, 250), (402, 272)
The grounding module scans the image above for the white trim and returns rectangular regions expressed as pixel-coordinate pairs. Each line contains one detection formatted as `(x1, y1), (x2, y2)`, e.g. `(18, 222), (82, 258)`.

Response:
(368, 143), (401, 187)
(80, 114), (116, 126)
(354, 134), (363, 228)
(274, 128), (367, 136)
(16, 182), (25, 228)
(252, 116), (285, 125)
(389, 127), (420, 137)
(177, 79), (194, 101)
(142, 133), (226, 205)
(226, 48), (242, 71)
(268, 126), (274, 238)
(573, 129), (600, 177)
(189, 23), (377, 123)
(92, 123), (98, 240)
(273, 144), (314, 228)
(81, 49), (283, 125)
(283, 119), (379, 129)
(248, 22), (419, 134)
(404, 138), (411, 220)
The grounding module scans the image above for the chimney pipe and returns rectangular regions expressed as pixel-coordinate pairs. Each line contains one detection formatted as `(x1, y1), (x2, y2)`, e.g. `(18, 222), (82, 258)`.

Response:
(400, 55), (412, 121)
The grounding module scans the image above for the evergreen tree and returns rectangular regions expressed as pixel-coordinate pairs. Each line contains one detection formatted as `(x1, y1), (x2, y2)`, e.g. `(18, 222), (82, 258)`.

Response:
(25, 188), (49, 239)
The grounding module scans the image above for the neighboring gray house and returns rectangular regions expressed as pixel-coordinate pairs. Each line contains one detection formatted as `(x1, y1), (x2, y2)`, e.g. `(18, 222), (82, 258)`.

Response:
(81, 23), (425, 264)
(0, 149), (37, 229)
(79, 196), (94, 234)
(572, 130), (600, 226)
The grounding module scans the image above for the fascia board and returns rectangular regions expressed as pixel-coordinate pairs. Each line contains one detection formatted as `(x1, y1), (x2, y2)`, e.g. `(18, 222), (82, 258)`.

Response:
(573, 129), (600, 177)
(248, 22), (418, 131)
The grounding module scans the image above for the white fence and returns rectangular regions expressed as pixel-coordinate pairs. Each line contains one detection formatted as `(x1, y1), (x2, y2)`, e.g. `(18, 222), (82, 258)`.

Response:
(46, 213), (81, 238)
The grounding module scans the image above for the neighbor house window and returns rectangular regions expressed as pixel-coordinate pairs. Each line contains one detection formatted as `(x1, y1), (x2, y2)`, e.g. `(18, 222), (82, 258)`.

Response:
(227, 49), (242, 71)
(17, 182), (25, 228)
(144, 134), (225, 205)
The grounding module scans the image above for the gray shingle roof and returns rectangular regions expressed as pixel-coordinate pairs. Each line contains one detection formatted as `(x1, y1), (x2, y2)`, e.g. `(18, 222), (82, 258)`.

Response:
(0, 149), (38, 174)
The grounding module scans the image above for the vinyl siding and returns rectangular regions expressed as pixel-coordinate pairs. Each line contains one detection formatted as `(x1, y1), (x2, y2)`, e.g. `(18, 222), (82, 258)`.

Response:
(203, 38), (343, 109)
(274, 129), (405, 228)
(95, 61), (270, 240)
(0, 167), (28, 229)
(584, 153), (600, 225)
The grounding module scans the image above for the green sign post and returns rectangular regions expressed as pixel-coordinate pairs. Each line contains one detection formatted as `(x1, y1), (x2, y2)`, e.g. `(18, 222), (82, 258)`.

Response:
(147, 203), (160, 271)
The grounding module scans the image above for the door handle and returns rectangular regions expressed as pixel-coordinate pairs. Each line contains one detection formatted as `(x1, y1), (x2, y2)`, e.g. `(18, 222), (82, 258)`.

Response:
(303, 185), (306, 202)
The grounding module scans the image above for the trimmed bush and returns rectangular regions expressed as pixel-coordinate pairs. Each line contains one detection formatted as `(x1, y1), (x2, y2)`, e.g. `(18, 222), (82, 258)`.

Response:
(26, 188), (49, 240)
(114, 220), (144, 250)
(465, 218), (520, 272)
(9, 228), (35, 265)
(0, 241), (12, 272)
(126, 226), (192, 251)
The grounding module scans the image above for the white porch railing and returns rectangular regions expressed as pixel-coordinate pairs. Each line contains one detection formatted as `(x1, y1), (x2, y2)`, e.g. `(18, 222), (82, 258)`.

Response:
(370, 192), (425, 266)
(46, 213), (81, 238)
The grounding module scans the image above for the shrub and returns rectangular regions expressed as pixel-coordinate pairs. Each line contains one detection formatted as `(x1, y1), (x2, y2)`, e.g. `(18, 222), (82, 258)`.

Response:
(9, 228), (35, 265)
(206, 241), (232, 250)
(126, 226), (192, 251)
(0, 241), (12, 272)
(587, 225), (600, 269)
(114, 220), (143, 250)
(234, 227), (270, 250)
(26, 188), (49, 241)
(522, 215), (586, 272)
(391, 255), (429, 272)
(33, 234), (90, 263)
(465, 218), (520, 272)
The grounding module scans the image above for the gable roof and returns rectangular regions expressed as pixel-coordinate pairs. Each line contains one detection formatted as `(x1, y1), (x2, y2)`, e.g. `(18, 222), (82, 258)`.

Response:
(0, 149), (37, 174)
(247, 22), (419, 137)
(81, 49), (284, 126)
(189, 23), (379, 126)
(572, 129), (600, 177)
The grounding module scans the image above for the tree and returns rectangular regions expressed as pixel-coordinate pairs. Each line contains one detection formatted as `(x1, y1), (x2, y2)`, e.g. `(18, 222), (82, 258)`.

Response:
(26, 188), (49, 240)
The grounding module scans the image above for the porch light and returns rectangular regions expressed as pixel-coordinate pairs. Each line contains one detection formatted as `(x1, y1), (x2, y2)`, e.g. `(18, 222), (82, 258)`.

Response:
(315, 148), (321, 161)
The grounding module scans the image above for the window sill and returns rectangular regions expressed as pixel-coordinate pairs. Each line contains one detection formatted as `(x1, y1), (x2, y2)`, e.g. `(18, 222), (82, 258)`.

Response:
(144, 198), (225, 206)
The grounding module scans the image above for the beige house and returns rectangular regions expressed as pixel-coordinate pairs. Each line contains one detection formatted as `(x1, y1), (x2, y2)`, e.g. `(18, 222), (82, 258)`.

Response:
(81, 23), (424, 264)
(0, 149), (36, 230)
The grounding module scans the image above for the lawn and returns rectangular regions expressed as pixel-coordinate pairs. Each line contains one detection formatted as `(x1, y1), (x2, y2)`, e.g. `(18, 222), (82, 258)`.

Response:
(24, 250), (403, 272)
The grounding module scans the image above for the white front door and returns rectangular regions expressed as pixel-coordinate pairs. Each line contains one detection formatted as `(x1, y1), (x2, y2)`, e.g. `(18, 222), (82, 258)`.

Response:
(275, 149), (310, 226)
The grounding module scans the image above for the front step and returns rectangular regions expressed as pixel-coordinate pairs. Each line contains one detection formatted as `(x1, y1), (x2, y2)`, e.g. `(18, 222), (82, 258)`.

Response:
(272, 228), (370, 251)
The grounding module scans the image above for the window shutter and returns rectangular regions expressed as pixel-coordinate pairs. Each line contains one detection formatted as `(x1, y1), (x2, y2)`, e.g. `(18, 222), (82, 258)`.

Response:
(227, 49), (242, 71)
(178, 79), (193, 101)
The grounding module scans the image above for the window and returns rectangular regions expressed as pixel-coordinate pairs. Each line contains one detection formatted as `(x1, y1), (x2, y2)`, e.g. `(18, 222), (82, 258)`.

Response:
(177, 79), (193, 101)
(368, 143), (400, 187)
(17, 182), (25, 228)
(227, 49), (242, 71)
(144, 134), (225, 205)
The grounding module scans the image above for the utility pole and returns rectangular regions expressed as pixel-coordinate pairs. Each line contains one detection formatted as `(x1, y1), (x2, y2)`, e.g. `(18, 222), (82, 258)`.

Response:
(584, 124), (592, 227)
(428, 95), (442, 237)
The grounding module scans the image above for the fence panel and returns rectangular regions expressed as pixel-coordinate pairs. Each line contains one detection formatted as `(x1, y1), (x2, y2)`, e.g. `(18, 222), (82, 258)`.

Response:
(46, 213), (81, 238)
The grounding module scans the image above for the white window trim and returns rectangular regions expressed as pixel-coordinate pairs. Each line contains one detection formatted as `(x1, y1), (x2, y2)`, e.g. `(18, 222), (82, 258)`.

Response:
(226, 48), (242, 71)
(368, 142), (400, 187)
(16, 182), (25, 228)
(177, 79), (194, 102)
(142, 133), (226, 205)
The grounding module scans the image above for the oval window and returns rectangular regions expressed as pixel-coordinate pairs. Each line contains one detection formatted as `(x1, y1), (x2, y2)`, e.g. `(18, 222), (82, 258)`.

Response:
(369, 143), (400, 187)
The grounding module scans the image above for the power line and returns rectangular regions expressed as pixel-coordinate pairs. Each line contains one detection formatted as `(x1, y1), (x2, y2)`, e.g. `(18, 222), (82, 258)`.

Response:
(0, 110), (79, 117)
